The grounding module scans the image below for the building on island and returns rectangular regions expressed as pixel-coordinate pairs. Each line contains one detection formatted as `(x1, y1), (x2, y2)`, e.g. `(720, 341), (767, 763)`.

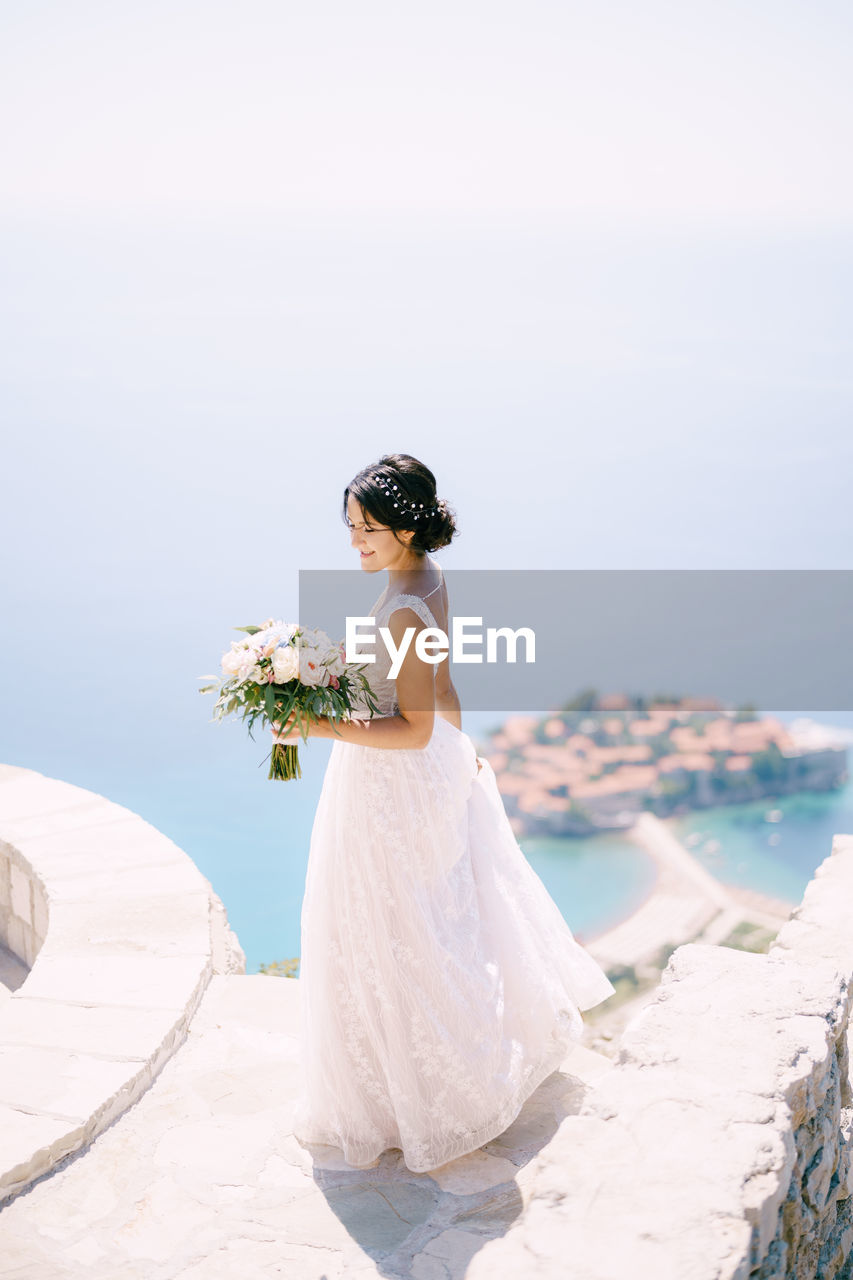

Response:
(480, 697), (849, 837)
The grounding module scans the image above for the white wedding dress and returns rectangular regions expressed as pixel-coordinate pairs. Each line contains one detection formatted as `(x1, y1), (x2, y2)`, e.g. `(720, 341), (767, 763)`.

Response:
(291, 574), (616, 1173)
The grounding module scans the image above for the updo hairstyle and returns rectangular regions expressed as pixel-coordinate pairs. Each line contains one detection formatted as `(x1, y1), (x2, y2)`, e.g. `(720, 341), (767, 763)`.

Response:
(342, 453), (458, 554)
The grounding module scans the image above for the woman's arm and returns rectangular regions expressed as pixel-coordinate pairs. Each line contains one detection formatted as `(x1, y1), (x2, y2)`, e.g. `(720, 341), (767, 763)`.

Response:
(433, 626), (462, 730)
(434, 679), (462, 731)
(273, 606), (436, 751)
(310, 711), (429, 749)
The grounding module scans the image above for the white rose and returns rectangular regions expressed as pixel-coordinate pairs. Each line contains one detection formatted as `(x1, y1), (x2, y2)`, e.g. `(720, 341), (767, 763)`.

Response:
(222, 639), (259, 674)
(272, 644), (300, 683)
(321, 645), (345, 677)
(237, 650), (264, 682)
(298, 645), (325, 687)
(221, 647), (245, 677)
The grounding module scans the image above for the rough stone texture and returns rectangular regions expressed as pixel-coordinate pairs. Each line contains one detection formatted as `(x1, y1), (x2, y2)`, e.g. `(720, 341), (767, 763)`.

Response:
(765, 832), (853, 1278)
(464, 837), (853, 1280)
(0, 765), (246, 1204)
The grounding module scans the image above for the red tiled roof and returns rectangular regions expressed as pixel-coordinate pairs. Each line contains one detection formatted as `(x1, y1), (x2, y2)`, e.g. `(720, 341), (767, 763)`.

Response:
(571, 765), (659, 797)
(627, 719), (667, 736)
(658, 751), (715, 773)
(598, 693), (630, 709)
(591, 744), (653, 764)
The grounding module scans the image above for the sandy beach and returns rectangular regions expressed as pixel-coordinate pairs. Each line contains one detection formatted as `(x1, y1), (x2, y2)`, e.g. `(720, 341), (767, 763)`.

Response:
(577, 811), (799, 1053)
(583, 810), (797, 968)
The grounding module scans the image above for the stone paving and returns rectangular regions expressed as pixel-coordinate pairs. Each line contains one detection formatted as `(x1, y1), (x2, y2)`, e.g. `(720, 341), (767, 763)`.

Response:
(0, 973), (616, 1280)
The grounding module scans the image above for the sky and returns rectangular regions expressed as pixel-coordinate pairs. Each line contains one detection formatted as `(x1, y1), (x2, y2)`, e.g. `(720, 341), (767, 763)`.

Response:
(1, 1), (852, 227)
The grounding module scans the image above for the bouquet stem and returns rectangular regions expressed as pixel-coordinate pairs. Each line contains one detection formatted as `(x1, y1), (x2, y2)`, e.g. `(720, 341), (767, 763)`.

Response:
(269, 742), (302, 781)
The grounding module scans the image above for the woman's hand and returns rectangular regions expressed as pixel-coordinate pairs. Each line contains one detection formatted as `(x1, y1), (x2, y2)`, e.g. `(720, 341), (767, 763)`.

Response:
(271, 710), (329, 743)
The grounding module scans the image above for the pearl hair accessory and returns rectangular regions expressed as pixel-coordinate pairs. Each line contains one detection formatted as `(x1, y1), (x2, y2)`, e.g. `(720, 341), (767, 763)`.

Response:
(376, 475), (441, 520)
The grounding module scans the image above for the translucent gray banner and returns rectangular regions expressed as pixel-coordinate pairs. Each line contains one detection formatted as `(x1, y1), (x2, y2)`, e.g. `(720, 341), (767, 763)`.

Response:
(299, 569), (853, 713)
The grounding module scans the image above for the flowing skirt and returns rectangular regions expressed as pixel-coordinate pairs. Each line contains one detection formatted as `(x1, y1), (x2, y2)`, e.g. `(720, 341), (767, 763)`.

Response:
(291, 714), (616, 1173)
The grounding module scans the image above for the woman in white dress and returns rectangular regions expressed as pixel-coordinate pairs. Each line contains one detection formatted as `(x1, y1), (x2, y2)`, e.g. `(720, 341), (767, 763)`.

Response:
(273, 452), (616, 1173)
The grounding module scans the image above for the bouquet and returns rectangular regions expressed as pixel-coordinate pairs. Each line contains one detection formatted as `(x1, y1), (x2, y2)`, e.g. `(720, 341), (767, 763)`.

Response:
(199, 618), (380, 780)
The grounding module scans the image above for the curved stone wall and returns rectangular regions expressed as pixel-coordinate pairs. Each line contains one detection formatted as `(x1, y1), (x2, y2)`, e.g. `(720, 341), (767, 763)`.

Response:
(0, 763), (245, 1203)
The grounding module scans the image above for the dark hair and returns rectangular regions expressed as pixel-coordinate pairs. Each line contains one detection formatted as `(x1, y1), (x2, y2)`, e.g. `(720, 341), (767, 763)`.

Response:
(342, 453), (458, 554)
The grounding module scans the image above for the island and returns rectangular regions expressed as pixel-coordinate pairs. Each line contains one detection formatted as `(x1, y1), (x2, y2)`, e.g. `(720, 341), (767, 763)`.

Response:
(477, 691), (849, 837)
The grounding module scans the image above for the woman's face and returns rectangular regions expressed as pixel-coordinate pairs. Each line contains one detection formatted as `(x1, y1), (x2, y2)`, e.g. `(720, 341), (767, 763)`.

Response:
(346, 494), (415, 572)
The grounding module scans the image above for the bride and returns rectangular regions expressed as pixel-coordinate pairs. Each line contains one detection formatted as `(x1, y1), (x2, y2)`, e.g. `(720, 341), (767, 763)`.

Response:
(272, 452), (616, 1173)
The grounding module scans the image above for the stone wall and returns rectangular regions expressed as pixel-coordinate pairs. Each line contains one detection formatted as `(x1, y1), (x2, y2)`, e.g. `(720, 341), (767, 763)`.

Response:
(765, 834), (853, 1276)
(468, 833), (853, 1280)
(0, 814), (49, 970)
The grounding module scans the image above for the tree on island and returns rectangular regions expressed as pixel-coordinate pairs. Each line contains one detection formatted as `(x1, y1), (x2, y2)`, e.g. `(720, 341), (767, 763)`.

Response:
(561, 688), (599, 713)
(752, 742), (787, 783)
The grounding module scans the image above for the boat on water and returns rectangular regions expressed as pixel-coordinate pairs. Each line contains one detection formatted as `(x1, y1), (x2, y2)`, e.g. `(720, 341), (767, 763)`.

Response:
(764, 808), (783, 823)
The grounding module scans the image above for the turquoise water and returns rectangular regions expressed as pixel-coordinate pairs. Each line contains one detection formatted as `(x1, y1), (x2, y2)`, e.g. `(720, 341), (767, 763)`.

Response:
(664, 772), (853, 907)
(518, 831), (659, 947)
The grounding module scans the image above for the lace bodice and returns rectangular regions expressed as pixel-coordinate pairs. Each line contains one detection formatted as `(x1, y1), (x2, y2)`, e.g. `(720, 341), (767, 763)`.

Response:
(350, 580), (442, 719)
